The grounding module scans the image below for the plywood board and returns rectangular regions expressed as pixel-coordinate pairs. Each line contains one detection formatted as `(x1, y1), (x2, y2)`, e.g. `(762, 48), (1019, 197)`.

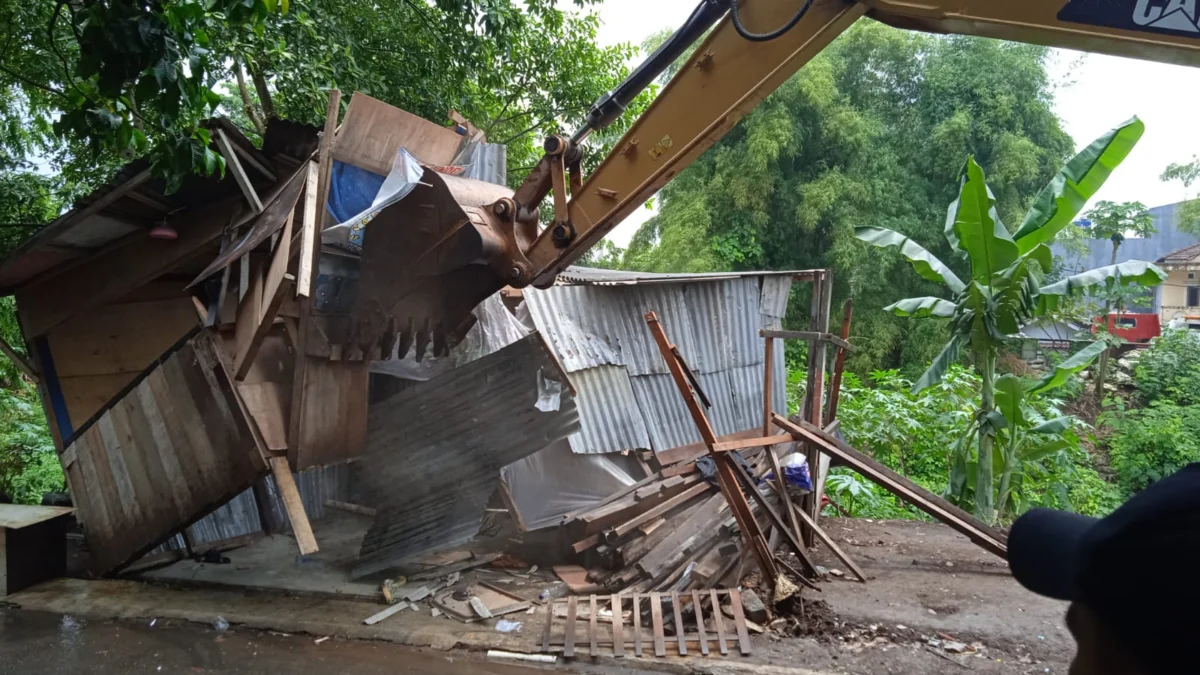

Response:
(291, 357), (369, 470)
(0, 505), (74, 529)
(334, 92), (464, 174)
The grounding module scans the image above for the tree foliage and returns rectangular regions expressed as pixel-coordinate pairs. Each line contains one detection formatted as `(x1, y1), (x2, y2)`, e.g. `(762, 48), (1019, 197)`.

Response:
(620, 23), (1079, 373)
(856, 118), (1164, 522)
(0, 0), (647, 195)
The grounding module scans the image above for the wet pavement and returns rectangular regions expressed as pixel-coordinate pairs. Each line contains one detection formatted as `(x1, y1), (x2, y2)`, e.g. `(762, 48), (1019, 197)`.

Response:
(0, 608), (579, 675)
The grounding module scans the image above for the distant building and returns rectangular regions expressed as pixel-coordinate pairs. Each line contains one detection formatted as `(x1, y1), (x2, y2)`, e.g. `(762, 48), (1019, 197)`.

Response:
(1156, 241), (1200, 326)
(1052, 201), (1200, 315)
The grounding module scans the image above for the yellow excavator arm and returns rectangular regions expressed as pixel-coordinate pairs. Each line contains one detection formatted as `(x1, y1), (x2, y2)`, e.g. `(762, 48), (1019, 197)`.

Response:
(362, 0), (1200, 358)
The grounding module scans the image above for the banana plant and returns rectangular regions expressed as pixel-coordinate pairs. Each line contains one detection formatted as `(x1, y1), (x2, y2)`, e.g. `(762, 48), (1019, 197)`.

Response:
(856, 117), (1166, 523)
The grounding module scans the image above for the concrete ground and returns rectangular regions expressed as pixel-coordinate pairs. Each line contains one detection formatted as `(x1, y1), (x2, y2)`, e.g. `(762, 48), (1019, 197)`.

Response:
(2, 518), (1076, 675)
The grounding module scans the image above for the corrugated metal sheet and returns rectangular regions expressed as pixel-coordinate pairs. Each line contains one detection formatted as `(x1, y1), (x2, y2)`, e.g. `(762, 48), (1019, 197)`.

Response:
(152, 463), (354, 554)
(499, 439), (641, 530)
(630, 373), (703, 452)
(353, 334), (580, 578)
(526, 270), (793, 458)
(565, 365), (651, 454)
(454, 141), (507, 186)
(555, 267), (813, 286)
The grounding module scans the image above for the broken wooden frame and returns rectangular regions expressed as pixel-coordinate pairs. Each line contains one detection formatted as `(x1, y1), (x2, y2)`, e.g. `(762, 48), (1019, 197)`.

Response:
(541, 589), (752, 658)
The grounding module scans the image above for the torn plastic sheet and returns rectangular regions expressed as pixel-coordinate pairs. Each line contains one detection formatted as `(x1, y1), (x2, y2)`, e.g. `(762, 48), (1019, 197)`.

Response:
(500, 440), (643, 531)
(535, 369), (562, 412)
(323, 146), (425, 254)
(370, 292), (531, 381)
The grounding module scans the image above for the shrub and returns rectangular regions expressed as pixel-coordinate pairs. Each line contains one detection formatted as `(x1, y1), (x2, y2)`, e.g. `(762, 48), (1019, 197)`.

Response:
(1133, 329), (1200, 406)
(1106, 400), (1200, 496)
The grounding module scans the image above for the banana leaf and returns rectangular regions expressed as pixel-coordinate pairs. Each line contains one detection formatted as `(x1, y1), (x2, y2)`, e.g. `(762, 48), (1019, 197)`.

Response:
(944, 158), (1019, 282)
(1038, 260), (1167, 312)
(1014, 117), (1145, 253)
(1030, 416), (1073, 434)
(1018, 437), (1072, 462)
(993, 374), (1026, 428)
(855, 226), (966, 293)
(885, 296), (956, 318)
(1029, 340), (1107, 395)
(913, 333), (965, 392)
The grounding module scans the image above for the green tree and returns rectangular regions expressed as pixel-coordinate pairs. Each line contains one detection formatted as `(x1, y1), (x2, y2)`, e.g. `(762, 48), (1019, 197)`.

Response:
(1160, 157), (1200, 235)
(0, 0), (646, 196)
(1082, 200), (1155, 394)
(856, 118), (1166, 522)
(622, 23), (1077, 374)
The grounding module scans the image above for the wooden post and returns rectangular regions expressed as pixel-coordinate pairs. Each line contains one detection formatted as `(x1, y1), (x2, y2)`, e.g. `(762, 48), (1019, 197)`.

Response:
(826, 298), (854, 425)
(762, 336), (774, 436)
(802, 270), (833, 546)
(215, 129), (265, 213)
(269, 456), (318, 554)
(0, 335), (37, 382)
(644, 311), (777, 585)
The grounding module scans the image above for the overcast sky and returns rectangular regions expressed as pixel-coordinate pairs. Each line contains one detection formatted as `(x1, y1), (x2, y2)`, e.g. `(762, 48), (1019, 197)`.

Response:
(590, 0), (1200, 247)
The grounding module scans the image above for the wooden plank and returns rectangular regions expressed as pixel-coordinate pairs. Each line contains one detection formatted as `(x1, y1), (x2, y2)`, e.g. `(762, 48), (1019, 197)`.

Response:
(363, 601), (410, 625)
(0, 505), (73, 529)
(564, 595), (577, 659)
(759, 329), (853, 353)
(773, 414), (1009, 558)
(288, 90), (340, 468)
(611, 481), (711, 539)
(611, 595), (625, 658)
(296, 162), (319, 298)
(269, 456), (318, 555)
(655, 428), (761, 473)
(672, 591), (687, 656)
(334, 92), (464, 173)
(826, 298), (854, 425)
(292, 357), (369, 469)
(762, 336), (774, 436)
(96, 416), (139, 525)
(632, 593), (643, 657)
(589, 595), (598, 656)
(791, 497), (867, 582)
(728, 589), (752, 656)
(234, 273), (295, 380)
(711, 434), (787, 453)
(46, 297), (199, 379)
(650, 592), (666, 657)
(0, 335), (36, 381)
(232, 261), (264, 378)
(18, 195), (247, 338)
(133, 381), (195, 519)
(541, 598), (554, 653)
(215, 129), (265, 213)
(692, 590), (709, 656)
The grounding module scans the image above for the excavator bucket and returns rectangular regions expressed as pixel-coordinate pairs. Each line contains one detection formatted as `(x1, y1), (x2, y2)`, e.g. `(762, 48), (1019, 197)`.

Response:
(342, 167), (531, 360)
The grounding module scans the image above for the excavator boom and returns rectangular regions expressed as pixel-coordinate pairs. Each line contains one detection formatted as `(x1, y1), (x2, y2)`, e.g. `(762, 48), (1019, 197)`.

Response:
(364, 0), (1200, 358)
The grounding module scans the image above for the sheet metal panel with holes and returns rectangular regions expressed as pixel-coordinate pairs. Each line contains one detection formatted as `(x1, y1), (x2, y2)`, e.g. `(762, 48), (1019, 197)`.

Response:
(525, 268), (799, 457)
(352, 333), (580, 578)
(59, 330), (266, 575)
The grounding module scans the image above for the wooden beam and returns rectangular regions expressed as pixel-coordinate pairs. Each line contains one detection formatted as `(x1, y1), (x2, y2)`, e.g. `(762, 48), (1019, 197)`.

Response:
(227, 138), (277, 182)
(0, 335), (37, 382)
(772, 414), (1009, 558)
(762, 336), (774, 436)
(644, 311), (776, 585)
(759, 329), (853, 353)
(215, 129), (264, 213)
(726, 456), (819, 581)
(18, 195), (248, 338)
(802, 271), (833, 546)
(234, 208), (295, 380)
(268, 456), (318, 555)
(295, 162), (319, 298)
(792, 498), (867, 582)
(288, 90), (341, 467)
(710, 434), (788, 453)
(826, 298), (854, 425)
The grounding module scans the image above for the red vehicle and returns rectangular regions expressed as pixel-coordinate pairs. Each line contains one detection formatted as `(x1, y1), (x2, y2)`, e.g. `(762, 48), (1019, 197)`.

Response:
(1095, 312), (1161, 343)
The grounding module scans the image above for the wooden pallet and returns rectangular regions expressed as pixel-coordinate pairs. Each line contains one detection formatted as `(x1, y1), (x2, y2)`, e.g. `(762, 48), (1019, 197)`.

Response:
(540, 589), (752, 658)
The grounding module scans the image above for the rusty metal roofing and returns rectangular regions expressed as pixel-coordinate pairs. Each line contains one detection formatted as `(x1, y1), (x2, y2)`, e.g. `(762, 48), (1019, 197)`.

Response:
(556, 266), (815, 286)
(353, 333), (580, 578)
(524, 269), (794, 456)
